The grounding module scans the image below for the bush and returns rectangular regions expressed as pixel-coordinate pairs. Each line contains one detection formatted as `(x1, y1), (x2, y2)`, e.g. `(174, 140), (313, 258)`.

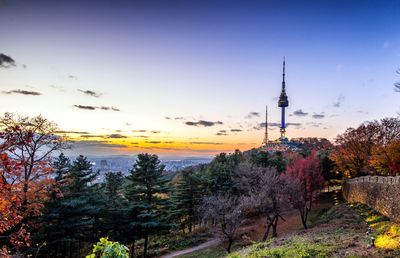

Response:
(86, 237), (129, 258)
(247, 237), (332, 258)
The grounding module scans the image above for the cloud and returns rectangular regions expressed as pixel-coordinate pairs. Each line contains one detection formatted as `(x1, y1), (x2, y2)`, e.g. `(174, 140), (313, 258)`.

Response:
(293, 109), (308, 117)
(70, 140), (127, 149)
(73, 105), (120, 111)
(230, 129), (242, 132)
(333, 95), (345, 107)
(78, 89), (102, 98)
(216, 130), (228, 136)
(312, 113), (325, 119)
(255, 122), (301, 130)
(306, 122), (323, 127)
(2, 89), (41, 96)
(245, 112), (260, 119)
(189, 141), (223, 145)
(73, 105), (96, 110)
(56, 130), (90, 134)
(357, 110), (369, 115)
(100, 106), (120, 111)
(132, 130), (147, 133)
(80, 134), (104, 138)
(68, 75), (78, 80)
(0, 53), (16, 68)
(185, 120), (223, 127)
(106, 134), (127, 139)
(150, 131), (161, 134)
(147, 141), (161, 144)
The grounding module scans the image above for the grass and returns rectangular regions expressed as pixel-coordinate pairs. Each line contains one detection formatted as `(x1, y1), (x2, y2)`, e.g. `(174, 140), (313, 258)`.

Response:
(350, 203), (400, 250)
(241, 237), (332, 258)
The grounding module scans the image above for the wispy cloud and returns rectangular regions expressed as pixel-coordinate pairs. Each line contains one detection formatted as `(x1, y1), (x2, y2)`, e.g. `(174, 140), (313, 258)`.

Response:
(2, 89), (41, 96)
(333, 95), (345, 107)
(189, 141), (224, 145)
(73, 105), (96, 110)
(73, 105), (120, 111)
(216, 130), (228, 136)
(56, 130), (90, 134)
(312, 113), (325, 119)
(245, 112), (260, 119)
(0, 53), (16, 68)
(106, 134), (127, 139)
(185, 120), (223, 127)
(78, 89), (102, 98)
(70, 140), (127, 149)
(293, 109), (308, 117)
(230, 129), (242, 132)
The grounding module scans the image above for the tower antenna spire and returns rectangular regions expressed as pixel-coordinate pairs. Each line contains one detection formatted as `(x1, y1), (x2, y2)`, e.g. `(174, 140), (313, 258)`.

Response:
(263, 105), (268, 145)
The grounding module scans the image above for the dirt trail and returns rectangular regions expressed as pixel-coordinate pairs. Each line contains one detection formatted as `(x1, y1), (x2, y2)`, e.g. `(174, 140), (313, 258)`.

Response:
(159, 238), (220, 258)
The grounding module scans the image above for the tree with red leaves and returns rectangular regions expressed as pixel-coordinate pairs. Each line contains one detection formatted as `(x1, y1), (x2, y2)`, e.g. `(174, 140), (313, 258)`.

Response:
(282, 151), (324, 229)
(0, 113), (66, 253)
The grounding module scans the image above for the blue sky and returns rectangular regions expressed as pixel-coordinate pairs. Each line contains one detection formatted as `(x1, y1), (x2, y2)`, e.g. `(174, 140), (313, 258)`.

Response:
(0, 0), (399, 157)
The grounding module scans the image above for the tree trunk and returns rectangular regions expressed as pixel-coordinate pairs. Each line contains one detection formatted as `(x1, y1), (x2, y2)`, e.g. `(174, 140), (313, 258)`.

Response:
(300, 209), (308, 229)
(272, 216), (278, 238)
(143, 234), (148, 258)
(130, 240), (135, 258)
(226, 236), (233, 253)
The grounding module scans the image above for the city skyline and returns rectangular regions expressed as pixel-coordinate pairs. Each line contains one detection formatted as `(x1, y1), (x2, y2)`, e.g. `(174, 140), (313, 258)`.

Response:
(1, 0), (399, 157)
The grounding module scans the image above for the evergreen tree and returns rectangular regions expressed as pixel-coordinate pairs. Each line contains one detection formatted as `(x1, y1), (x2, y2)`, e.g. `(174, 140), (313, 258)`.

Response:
(100, 171), (127, 242)
(206, 150), (243, 195)
(33, 153), (71, 257)
(170, 167), (203, 233)
(36, 155), (100, 257)
(125, 153), (172, 258)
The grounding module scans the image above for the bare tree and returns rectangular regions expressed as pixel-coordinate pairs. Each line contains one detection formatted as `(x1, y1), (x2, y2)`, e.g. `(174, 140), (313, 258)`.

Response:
(233, 162), (287, 241)
(201, 194), (249, 253)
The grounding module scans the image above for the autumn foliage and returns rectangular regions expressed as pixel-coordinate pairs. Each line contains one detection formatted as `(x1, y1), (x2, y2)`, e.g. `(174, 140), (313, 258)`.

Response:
(282, 151), (324, 229)
(0, 113), (66, 253)
(331, 117), (400, 177)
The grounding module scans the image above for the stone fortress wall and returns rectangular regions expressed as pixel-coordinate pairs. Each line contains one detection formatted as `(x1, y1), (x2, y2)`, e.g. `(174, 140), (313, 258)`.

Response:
(342, 176), (400, 222)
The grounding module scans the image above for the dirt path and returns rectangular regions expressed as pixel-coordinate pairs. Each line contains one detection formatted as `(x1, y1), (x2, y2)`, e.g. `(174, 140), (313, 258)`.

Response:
(159, 238), (220, 258)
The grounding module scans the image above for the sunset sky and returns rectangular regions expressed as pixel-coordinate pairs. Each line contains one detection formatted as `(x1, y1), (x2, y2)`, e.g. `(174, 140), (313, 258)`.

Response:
(1, 0), (399, 157)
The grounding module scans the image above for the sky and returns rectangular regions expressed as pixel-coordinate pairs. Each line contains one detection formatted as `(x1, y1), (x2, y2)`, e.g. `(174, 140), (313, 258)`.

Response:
(0, 0), (399, 157)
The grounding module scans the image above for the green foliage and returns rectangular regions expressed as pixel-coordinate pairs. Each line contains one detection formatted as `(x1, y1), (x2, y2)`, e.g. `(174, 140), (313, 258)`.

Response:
(86, 237), (129, 258)
(247, 237), (332, 258)
(125, 153), (173, 256)
(170, 167), (203, 232)
(206, 150), (243, 194)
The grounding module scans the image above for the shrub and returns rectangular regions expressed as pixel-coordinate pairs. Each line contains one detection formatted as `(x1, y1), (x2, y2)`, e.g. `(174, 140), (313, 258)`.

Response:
(86, 237), (129, 258)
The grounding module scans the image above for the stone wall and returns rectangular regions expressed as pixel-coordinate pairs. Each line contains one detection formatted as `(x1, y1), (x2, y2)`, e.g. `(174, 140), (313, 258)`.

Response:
(342, 176), (400, 223)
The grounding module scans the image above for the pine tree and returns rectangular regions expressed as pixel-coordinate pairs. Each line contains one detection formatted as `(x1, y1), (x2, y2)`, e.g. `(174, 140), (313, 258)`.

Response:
(32, 153), (71, 257)
(125, 153), (172, 258)
(35, 155), (100, 257)
(170, 167), (203, 233)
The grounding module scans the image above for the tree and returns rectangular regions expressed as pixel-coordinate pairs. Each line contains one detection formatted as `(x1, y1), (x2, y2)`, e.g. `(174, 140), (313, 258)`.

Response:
(32, 153), (72, 257)
(233, 162), (287, 240)
(170, 167), (203, 233)
(36, 155), (99, 257)
(201, 195), (249, 253)
(370, 140), (400, 175)
(125, 153), (172, 258)
(205, 150), (243, 195)
(331, 117), (400, 177)
(282, 151), (324, 229)
(331, 122), (378, 177)
(0, 113), (66, 252)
